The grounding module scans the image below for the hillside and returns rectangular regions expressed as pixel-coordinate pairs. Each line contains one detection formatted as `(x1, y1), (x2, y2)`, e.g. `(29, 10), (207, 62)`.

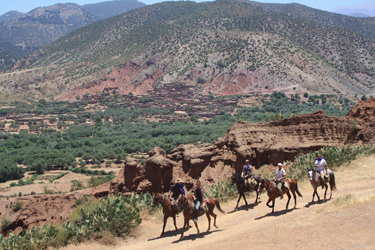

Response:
(0, 11), (24, 23)
(1, 0), (375, 101)
(0, 0), (145, 70)
(245, 1), (375, 39)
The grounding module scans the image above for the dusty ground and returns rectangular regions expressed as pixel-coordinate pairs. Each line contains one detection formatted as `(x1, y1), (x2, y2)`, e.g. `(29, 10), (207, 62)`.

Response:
(61, 154), (375, 250)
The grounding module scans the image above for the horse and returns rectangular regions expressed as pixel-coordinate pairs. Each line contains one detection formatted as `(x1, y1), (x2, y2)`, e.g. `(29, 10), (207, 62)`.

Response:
(258, 178), (303, 213)
(230, 173), (263, 210)
(151, 193), (193, 237)
(308, 168), (337, 202)
(177, 194), (225, 239)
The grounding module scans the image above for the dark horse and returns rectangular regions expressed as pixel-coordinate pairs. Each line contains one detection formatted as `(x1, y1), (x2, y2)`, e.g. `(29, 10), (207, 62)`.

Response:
(231, 173), (263, 210)
(258, 178), (303, 213)
(151, 193), (193, 237)
(308, 169), (337, 202)
(177, 194), (225, 239)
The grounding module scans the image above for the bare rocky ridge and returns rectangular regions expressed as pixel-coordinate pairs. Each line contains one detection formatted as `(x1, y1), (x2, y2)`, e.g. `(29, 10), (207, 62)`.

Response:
(3, 97), (375, 235)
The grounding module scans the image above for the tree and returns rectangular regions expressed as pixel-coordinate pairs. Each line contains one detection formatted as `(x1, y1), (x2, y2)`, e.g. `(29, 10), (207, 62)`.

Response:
(303, 92), (308, 98)
(295, 93), (300, 100)
(361, 95), (367, 101)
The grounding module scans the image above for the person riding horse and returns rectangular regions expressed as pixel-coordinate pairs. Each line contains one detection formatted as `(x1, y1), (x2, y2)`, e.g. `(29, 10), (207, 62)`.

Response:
(169, 178), (185, 215)
(312, 154), (329, 187)
(242, 159), (253, 192)
(191, 180), (204, 222)
(273, 163), (286, 199)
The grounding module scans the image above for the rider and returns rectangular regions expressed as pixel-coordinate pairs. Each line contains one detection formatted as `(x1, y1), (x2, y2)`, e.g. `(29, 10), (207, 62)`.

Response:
(169, 178), (186, 215)
(273, 163), (286, 199)
(242, 159), (253, 192)
(314, 154), (328, 186)
(192, 180), (204, 222)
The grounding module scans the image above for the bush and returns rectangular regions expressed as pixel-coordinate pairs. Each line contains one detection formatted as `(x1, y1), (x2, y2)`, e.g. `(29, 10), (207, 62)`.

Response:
(70, 180), (84, 192)
(12, 200), (23, 212)
(207, 180), (237, 202)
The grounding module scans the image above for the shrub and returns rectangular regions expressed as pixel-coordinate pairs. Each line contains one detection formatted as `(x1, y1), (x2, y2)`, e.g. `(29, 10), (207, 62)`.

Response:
(70, 180), (84, 192)
(1, 217), (11, 231)
(12, 200), (23, 212)
(207, 180), (237, 202)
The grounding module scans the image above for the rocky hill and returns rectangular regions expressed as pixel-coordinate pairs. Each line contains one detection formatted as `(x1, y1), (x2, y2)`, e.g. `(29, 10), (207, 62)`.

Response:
(1, 0), (374, 102)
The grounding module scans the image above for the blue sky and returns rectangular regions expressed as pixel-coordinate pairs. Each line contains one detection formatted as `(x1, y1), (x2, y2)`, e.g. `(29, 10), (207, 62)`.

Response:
(0, 0), (373, 16)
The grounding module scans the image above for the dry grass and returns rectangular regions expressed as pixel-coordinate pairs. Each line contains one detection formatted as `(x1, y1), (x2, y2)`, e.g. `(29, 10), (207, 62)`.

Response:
(317, 191), (375, 214)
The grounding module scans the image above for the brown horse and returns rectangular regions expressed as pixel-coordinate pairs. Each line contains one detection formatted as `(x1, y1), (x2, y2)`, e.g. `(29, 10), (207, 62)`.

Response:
(258, 178), (303, 213)
(308, 169), (337, 202)
(231, 173), (264, 210)
(177, 194), (225, 239)
(151, 193), (193, 237)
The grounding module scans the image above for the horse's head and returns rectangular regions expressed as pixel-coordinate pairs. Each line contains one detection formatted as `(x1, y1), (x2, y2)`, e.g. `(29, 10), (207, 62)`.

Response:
(257, 179), (265, 193)
(230, 173), (238, 185)
(151, 193), (163, 207)
(307, 168), (315, 180)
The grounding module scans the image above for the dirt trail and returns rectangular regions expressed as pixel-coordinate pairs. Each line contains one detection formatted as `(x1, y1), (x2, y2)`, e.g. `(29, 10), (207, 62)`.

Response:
(65, 155), (375, 250)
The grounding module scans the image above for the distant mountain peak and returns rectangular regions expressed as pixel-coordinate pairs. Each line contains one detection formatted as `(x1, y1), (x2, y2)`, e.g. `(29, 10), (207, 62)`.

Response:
(330, 1), (375, 17)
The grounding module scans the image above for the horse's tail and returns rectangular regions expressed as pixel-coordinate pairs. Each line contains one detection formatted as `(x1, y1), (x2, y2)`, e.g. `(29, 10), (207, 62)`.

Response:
(212, 198), (226, 214)
(330, 172), (337, 191)
(295, 181), (303, 197)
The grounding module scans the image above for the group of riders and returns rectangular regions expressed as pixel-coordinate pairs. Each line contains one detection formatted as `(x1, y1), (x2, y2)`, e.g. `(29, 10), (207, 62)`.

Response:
(168, 153), (329, 220)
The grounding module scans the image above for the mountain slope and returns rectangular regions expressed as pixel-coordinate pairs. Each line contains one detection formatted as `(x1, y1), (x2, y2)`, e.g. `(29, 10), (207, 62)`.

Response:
(244, 1), (375, 39)
(0, 11), (25, 23)
(1, 0), (375, 101)
(82, 0), (146, 19)
(0, 1), (145, 70)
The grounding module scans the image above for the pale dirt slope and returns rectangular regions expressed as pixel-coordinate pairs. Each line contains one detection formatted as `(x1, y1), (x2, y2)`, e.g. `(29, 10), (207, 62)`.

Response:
(63, 154), (375, 250)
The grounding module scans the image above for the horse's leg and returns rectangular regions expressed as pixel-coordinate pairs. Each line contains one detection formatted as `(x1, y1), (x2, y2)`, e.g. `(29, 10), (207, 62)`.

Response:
(161, 214), (168, 237)
(236, 193), (241, 209)
(254, 190), (259, 203)
(194, 219), (200, 234)
(210, 210), (218, 228)
(290, 188), (297, 209)
(266, 197), (272, 209)
(243, 193), (248, 206)
(180, 218), (188, 239)
(329, 184), (333, 199)
(205, 212), (211, 231)
(172, 215), (177, 231)
(324, 184), (328, 201)
(272, 199), (275, 213)
(286, 191), (291, 210)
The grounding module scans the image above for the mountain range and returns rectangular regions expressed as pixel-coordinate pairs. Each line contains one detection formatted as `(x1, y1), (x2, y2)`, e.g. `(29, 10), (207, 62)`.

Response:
(0, 0), (145, 69)
(0, 0), (375, 102)
(331, 1), (375, 17)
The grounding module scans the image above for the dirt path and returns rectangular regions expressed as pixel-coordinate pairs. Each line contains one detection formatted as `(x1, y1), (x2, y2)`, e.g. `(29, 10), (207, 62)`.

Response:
(64, 155), (375, 250)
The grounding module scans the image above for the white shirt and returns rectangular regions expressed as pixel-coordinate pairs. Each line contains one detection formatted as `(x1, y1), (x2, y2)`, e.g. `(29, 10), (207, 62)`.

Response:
(314, 158), (327, 172)
(275, 168), (286, 180)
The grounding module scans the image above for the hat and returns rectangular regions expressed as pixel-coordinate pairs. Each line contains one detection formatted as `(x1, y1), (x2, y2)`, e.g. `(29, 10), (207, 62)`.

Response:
(277, 163), (282, 166)
(176, 178), (183, 183)
(245, 159), (250, 162)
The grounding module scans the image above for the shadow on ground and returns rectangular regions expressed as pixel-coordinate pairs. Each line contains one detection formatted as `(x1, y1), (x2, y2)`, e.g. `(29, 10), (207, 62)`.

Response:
(171, 229), (223, 243)
(227, 201), (261, 214)
(254, 207), (299, 220)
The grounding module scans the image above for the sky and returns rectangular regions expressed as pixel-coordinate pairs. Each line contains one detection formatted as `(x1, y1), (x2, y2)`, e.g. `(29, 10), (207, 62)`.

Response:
(1, 0), (374, 16)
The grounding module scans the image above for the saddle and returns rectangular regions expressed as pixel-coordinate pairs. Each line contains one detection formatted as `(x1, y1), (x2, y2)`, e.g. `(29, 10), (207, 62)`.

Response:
(193, 201), (208, 213)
